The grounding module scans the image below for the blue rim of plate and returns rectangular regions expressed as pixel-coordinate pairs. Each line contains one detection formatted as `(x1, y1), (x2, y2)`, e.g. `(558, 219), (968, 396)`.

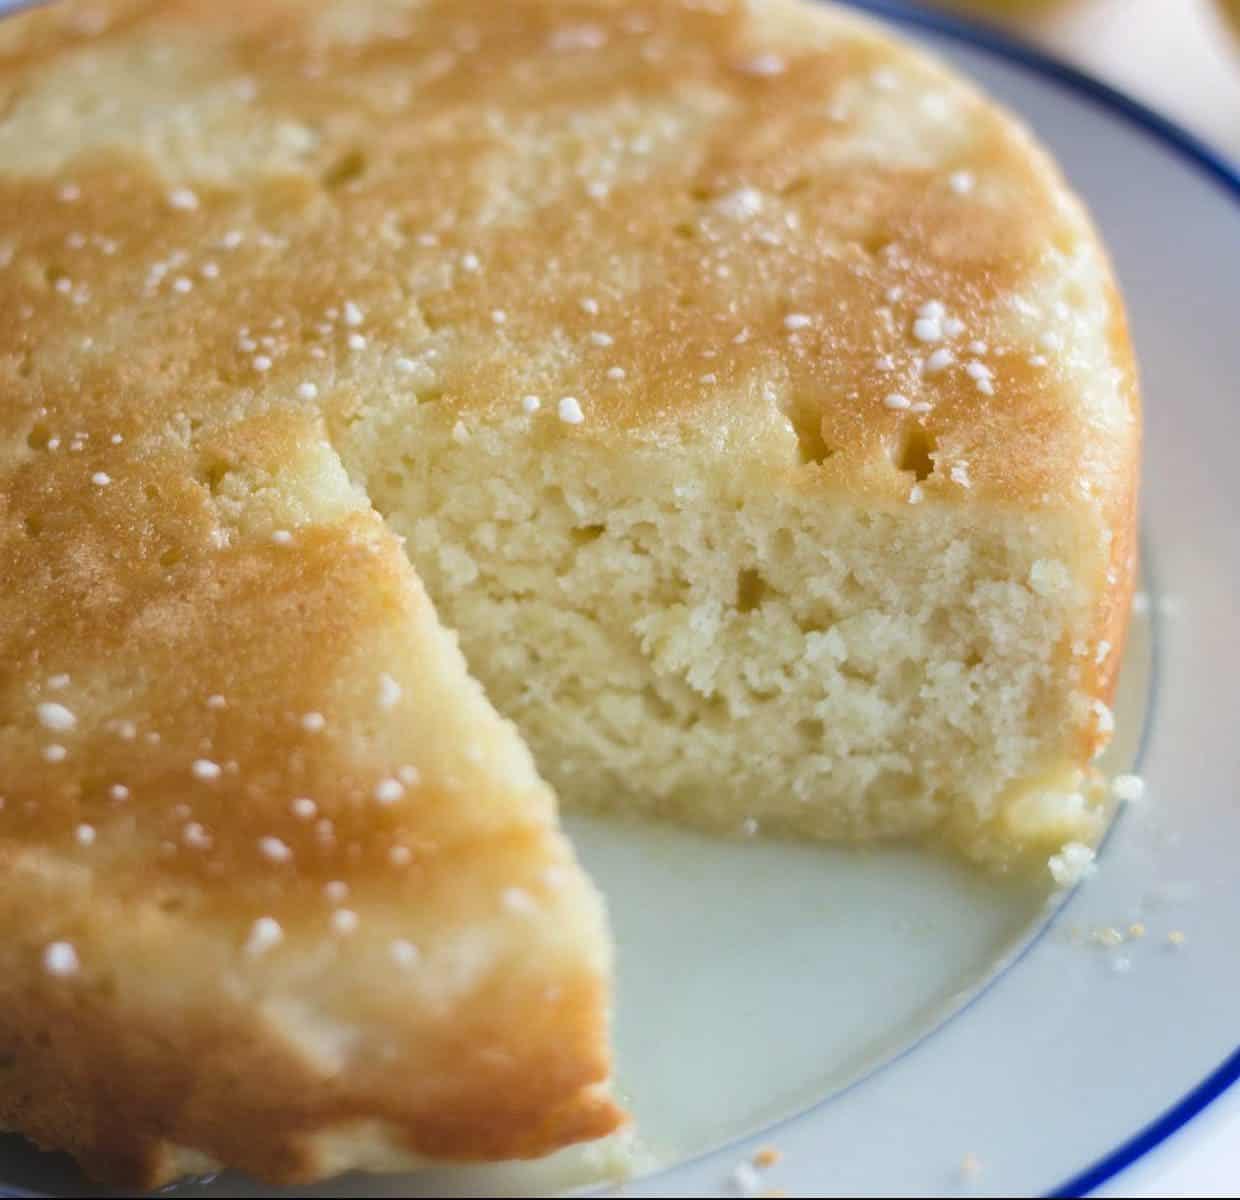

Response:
(838, 2), (1240, 1196)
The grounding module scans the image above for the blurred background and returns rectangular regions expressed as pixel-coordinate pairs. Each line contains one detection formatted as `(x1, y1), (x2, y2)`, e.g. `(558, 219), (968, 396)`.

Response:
(916, 0), (1240, 160)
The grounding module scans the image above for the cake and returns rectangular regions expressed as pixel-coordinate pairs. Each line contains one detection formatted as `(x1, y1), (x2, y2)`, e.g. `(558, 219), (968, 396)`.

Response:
(0, 0), (1139, 1188)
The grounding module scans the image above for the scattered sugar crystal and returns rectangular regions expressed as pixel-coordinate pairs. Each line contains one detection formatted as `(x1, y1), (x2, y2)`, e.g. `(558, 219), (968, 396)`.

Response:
(43, 942), (79, 976)
(378, 673), (402, 708)
(375, 777), (404, 805)
(549, 23), (606, 51)
(331, 909), (359, 935)
(714, 187), (763, 221)
(183, 822), (212, 850)
(244, 917), (283, 957)
(502, 887), (537, 914)
(390, 939), (419, 967)
(558, 396), (585, 424)
(259, 836), (292, 863)
(37, 702), (76, 732)
(739, 53), (785, 77)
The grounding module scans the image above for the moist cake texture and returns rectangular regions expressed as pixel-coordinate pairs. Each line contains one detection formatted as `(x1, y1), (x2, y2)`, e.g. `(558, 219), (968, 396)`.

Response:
(0, 0), (1138, 1188)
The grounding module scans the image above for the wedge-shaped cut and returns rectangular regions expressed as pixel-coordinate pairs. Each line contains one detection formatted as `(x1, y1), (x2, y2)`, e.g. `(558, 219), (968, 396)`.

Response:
(0, 0), (1138, 1189)
(0, 411), (618, 1188)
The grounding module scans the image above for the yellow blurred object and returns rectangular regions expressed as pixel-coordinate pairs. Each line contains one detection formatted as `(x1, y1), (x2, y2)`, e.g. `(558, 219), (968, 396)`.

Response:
(932, 0), (1072, 15)
(1216, 0), (1240, 38)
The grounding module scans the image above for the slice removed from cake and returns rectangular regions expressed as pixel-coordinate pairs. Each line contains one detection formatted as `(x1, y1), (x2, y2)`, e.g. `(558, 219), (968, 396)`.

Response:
(0, 407), (619, 1188)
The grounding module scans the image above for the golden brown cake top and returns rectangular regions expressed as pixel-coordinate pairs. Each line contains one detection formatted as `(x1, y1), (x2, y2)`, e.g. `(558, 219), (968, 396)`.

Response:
(0, 0), (1137, 500)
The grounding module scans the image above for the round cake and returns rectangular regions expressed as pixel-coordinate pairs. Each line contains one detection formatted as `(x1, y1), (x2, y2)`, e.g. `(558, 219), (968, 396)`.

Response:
(0, 0), (1139, 1188)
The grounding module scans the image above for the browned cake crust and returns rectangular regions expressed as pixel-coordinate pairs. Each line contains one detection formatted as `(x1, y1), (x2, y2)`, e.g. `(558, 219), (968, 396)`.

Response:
(0, 0), (1137, 1188)
(0, 422), (621, 1185)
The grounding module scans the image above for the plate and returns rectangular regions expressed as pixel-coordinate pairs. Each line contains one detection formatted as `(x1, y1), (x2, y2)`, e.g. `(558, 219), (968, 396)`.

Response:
(0, 2), (1237, 1196)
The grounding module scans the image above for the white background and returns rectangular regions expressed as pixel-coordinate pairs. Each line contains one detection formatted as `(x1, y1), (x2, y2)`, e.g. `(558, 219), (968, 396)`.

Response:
(929, 0), (1240, 160)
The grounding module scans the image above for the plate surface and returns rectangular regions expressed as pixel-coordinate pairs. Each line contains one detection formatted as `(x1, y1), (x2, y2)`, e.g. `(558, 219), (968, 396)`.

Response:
(0, 2), (1237, 1197)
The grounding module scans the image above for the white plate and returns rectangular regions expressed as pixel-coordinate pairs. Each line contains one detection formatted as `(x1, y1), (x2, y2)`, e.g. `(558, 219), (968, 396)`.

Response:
(1, 2), (1237, 1197)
